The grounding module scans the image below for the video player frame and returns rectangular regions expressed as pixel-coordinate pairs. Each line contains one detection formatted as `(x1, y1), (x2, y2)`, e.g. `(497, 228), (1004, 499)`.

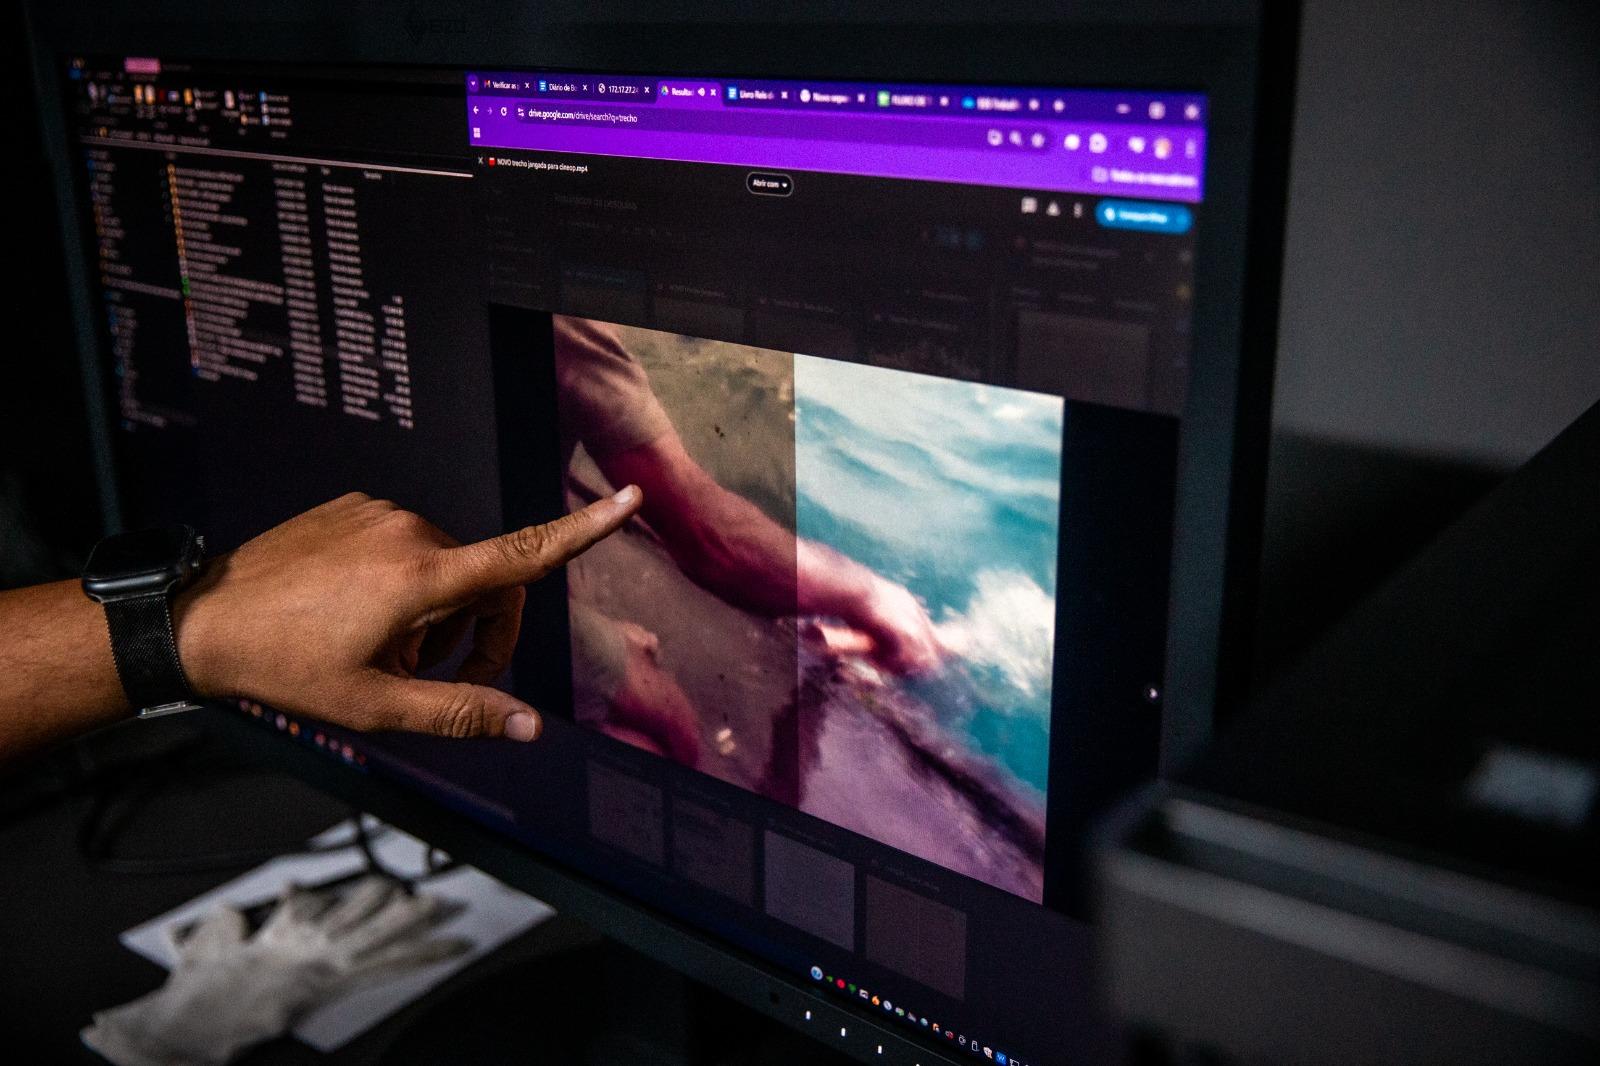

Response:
(552, 315), (1060, 901)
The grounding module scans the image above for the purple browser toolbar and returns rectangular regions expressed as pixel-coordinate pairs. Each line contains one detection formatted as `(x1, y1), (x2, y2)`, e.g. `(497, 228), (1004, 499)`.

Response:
(465, 72), (1206, 202)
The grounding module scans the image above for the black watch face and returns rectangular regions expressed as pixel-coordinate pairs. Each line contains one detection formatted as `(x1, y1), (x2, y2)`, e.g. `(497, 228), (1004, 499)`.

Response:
(83, 526), (196, 581)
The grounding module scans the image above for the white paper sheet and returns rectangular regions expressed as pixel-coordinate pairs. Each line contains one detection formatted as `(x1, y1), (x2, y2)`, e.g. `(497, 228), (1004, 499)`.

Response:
(118, 817), (556, 1052)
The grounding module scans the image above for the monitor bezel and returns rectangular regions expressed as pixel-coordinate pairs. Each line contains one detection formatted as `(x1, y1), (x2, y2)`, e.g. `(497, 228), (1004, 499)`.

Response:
(23, 3), (1299, 1062)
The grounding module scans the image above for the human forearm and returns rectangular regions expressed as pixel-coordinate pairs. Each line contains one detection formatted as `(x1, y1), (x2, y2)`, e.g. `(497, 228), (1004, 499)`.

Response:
(597, 435), (942, 672)
(671, 507), (944, 675)
(0, 578), (130, 758)
(633, 482), (893, 630)
(600, 438), (802, 614)
(792, 538), (884, 617)
(623, 472), (902, 635)
(0, 568), (270, 759)
(667, 492), (806, 614)
(634, 484), (893, 630)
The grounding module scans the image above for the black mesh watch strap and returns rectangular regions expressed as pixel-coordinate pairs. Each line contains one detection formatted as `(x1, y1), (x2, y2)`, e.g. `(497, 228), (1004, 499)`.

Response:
(103, 593), (196, 712)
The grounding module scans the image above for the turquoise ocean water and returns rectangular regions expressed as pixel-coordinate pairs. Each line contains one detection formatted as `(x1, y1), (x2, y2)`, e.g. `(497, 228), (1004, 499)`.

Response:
(793, 355), (1065, 796)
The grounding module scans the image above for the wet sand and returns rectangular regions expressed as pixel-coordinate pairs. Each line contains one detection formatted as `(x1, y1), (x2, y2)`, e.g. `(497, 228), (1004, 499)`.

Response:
(567, 457), (797, 796)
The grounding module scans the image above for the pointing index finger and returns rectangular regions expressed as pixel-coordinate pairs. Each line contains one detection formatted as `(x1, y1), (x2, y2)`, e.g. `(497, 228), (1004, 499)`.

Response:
(434, 485), (641, 599)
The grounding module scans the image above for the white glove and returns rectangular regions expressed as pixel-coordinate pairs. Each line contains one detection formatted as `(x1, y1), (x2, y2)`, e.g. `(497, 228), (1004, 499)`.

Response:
(82, 877), (471, 1066)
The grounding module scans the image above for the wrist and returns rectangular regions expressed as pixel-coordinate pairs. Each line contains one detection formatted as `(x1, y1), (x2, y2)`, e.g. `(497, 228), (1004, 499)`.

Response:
(795, 538), (879, 619)
(858, 576), (905, 630)
(172, 556), (235, 699)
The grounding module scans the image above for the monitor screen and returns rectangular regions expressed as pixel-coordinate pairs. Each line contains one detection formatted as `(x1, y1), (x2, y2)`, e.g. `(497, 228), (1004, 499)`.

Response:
(65, 54), (1210, 1065)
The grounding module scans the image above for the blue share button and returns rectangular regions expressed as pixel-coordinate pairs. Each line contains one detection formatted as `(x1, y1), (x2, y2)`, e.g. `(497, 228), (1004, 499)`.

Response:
(1094, 199), (1193, 234)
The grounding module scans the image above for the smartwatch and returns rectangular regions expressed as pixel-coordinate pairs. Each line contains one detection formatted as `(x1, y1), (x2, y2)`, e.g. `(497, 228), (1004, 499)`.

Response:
(81, 525), (208, 717)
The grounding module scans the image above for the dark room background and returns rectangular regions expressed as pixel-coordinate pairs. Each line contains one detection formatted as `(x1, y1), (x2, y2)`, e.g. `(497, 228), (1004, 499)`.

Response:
(3, 0), (98, 587)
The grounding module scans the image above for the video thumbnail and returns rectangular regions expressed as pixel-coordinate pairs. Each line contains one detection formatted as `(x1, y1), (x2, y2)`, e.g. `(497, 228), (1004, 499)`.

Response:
(554, 315), (1061, 901)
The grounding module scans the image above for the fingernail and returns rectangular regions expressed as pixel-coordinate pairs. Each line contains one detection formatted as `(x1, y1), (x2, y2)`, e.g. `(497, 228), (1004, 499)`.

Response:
(506, 711), (541, 742)
(612, 484), (641, 506)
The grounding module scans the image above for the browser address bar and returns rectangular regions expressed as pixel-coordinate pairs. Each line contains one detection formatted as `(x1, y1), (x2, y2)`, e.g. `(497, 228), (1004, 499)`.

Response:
(467, 93), (1207, 201)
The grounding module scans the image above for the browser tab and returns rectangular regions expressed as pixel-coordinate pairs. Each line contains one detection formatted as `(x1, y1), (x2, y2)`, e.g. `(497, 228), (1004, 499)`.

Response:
(656, 80), (721, 107)
(971, 94), (1023, 113)
(801, 86), (854, 107)
(464, 71), (1206, 201)
(879, 90), (935, 110)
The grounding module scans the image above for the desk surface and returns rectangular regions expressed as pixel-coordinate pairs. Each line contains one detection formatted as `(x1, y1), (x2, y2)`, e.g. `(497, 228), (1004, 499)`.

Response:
(0, 715), (848, 1065)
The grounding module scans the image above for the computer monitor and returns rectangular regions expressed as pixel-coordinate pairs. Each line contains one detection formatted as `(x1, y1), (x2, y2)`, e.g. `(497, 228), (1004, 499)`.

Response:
(24, 4), (1297, 1063)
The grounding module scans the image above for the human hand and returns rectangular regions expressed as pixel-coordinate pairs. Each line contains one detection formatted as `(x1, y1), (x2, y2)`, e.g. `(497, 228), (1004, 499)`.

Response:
(174, 487), (641, 741)
(603, 621), (703, 767)
(851, 577), (945, 676)
(794, 540), (944, 676)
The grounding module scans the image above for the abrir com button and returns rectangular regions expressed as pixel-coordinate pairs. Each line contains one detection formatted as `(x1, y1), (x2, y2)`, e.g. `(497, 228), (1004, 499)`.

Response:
(746, 171), (794, 196)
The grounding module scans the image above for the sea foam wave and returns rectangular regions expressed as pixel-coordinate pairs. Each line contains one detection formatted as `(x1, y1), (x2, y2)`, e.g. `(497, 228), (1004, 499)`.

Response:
(936, 569), (1056, 701)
